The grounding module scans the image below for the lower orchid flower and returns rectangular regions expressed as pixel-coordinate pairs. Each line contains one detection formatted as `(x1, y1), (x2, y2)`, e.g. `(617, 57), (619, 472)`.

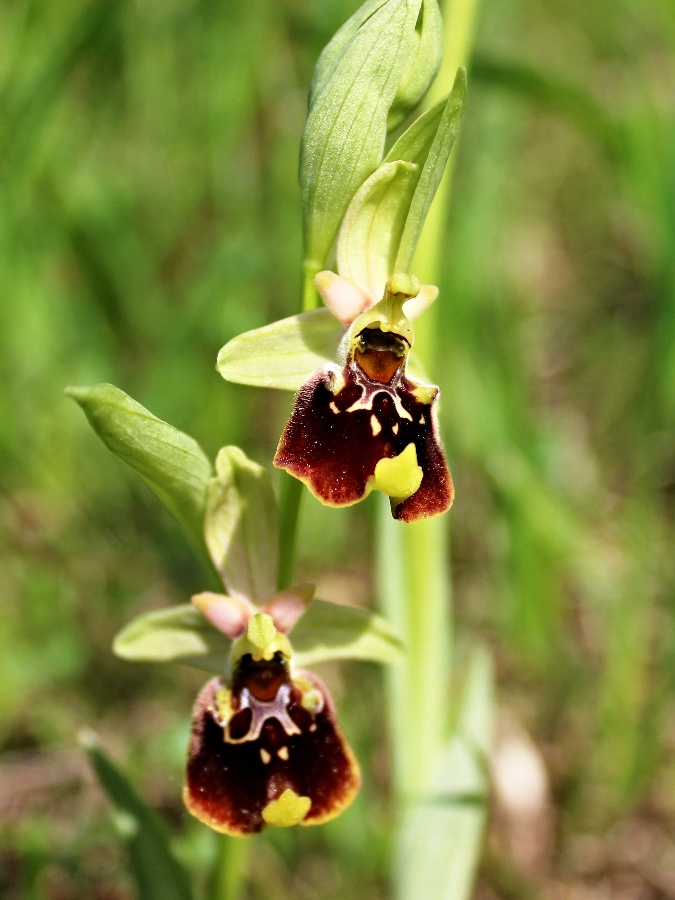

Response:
(275, 271), (453, 522)
(185, 607), (360, 835)
(89, 436), (403, 834)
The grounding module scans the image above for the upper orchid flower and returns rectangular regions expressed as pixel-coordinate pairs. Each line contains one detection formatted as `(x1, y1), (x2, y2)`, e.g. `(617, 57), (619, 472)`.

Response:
(275, 271), (453, 521)
(184, 605), (361, 835)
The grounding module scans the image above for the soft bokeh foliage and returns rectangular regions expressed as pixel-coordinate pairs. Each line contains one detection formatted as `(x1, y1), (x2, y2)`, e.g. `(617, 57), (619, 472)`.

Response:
(2, 0), (675, 896)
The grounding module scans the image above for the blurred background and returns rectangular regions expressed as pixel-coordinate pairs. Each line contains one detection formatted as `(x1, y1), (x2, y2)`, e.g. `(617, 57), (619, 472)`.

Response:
(2, 0), (675, 896)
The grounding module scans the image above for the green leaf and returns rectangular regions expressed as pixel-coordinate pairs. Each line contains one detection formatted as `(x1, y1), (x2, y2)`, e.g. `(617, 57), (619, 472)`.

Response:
(391, 66), (467, 272)
(394, 646), (494, 900)
(113, 604), (231, 674)
(66, 384), (212, 553)
(300, 0), (424, 270)
(337, 160), (420, 301)
(387, 0), (443, 131)
(205, 447), (278, 603)
(217, 308), (344, 391)
(80, 730), (193, 900)
(290, 599), (405, 666)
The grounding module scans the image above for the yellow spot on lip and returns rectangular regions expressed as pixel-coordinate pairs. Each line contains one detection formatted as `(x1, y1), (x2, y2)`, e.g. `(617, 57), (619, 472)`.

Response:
(213, 687), (234, 727)
(278, 746), (289, 760)
(260, 748), (271, 764)
(373, 443), (423, 501)
(262, 789), (311, 827)
(370, 414), (382, 436)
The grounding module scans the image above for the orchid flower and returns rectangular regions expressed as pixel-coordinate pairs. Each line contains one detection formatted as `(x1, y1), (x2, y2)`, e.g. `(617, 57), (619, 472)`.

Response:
(74, 431), (405, 834)
(275, 271), (453, 521)
(184, 608), (361, 834)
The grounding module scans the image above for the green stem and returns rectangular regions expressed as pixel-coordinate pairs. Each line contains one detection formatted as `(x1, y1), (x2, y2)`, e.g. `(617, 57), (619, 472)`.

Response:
(277, 472), (304, 590)
(276, 261), (321, 590)
(209, 834), (247, 900)
(378, 0), (483, 829)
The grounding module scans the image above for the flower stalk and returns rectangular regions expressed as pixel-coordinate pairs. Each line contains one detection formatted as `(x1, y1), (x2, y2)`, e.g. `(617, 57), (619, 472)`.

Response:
(378, 0), (486, 893)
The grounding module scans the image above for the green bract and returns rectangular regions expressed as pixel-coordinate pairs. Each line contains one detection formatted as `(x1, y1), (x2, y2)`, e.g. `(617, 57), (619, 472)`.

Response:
(338, 66), (467, 298)
(300, 0), (428, 273)
(387, 0), (443, 131)
(66, 384), (212, 551)
(336, 160), (420, 303)
(69, 386), (405, 669)
(205, 446), (278, 604)
(388, 66), (467, 272)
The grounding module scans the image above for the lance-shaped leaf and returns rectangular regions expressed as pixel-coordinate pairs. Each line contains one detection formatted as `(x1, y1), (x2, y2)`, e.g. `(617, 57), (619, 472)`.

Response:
(387, 0), (443, 131)
(113, 604), (232, 674)
(392, 65), (467, 271)
(80, 731), (193, 900)
(66, 384), (212, 551)
(217, 308), (344, 391)
(290, 599), (405, 667)
(205, 447), (278, 603)
(300, 0), (423, 270)
(336, 68), (466, 300)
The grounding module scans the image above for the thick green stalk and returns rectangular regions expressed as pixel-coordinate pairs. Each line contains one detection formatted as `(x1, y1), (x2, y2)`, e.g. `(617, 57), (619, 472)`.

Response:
(378, 0), (483, 832)
(276, 263), (321, 590)
(209, 834), (247, 900)
(277, 470), (304, 590)
(217, 241), (319, 899)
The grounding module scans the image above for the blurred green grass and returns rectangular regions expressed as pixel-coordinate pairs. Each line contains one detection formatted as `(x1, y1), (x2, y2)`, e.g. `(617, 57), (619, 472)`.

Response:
(2, 0), (675, 896)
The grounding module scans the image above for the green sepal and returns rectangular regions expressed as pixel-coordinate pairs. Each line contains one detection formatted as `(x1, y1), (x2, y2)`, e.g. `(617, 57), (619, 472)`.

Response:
(390, 66), (467, 272)
(66, 384), (212, 553)
(290, 599), (405, 667)
(79, 730), (193, 900)
(336, 160), (420, 302)
(300, 0), (423, 270)
(204, 447), (278, 603)
(217, 308), (344, 391)
(113, 604), (232, 674)
(387, 0), (443, 131)
(113, 598), (403, 671)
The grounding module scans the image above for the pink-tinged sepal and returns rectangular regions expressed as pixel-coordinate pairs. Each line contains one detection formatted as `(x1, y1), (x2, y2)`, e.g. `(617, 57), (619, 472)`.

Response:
(184, 656), (360, 835)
